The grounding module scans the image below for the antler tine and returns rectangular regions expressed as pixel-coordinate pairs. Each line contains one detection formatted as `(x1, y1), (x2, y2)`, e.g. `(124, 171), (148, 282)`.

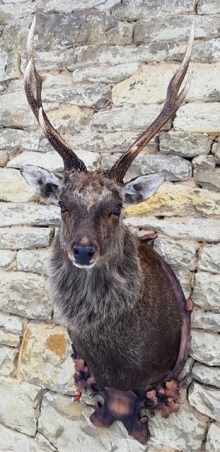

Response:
(24, 17), (87, 173)
(107, 23), (195, 183)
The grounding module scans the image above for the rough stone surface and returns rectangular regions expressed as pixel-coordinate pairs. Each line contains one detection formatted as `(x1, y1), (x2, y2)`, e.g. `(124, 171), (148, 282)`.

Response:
(174, 103), (220, 133)
(112, 0), (195, 20)
(153, 238), (196, 270)
(0, 422), (54, 452)
(0, 250), (16, 268)
(0, 329), (20, 348)
(190, 330), (220, 366)
(192, 155), (215, 171)
(0, 168), (37, 203)
(72, 62), (140, 83)
(0, 346), (18, 377)
(196, 169), (220, 191)
(192, 362), (220, 389)
(0, 312), (23, 335)
(159, 132), (211, 158)
(205, 422), (220, 452)
(0, 271), (52, 320)
(18, 323), (75, 394)
(189, 382), (220, 422)
(192, 271), (220, 312)
(17, 249), (49, 275)
(192, 309), (220, 333)
(0, 376), (42, 436)
(198, 243), (220, 273)
(0, 203), (60, 227)
(198, 0), (220, 14)
(0, 227), (53, 250)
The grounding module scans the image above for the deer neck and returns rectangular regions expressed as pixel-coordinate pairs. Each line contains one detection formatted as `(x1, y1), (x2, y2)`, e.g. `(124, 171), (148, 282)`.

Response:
(50, 227), (143, 329)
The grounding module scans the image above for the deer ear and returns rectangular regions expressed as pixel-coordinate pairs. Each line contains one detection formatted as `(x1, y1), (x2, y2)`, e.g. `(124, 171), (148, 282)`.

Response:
(21, 165), (61, 203)
(123, 173), (164, 205)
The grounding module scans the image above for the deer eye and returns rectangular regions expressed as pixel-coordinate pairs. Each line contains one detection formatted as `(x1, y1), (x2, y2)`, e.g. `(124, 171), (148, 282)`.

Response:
(58, 200), (68, 213)
(112, 204), (122, 216)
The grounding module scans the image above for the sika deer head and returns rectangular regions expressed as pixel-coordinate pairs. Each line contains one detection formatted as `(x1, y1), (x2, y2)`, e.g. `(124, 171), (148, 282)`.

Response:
(22, 17), (194, 269)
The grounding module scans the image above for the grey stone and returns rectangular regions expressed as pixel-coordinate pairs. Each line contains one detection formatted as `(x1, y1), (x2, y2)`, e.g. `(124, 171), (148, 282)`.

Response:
(8, 149), (99, 172)
(0, 227), (53, 250)
(174, 103), (220, 133)
(205, 422), (220, 452)
(0, 128), (39, 151)
(193, 155), (215, 171)
(0, 376), (42, 436)
(198, 243), (220, 273)
(0, 329), (20, 348)
(192, 38), (220, 63)
(148, 402), (206, 452)
(124, 217), (220, 243)
(0, 271), (52, 320)
(213, 142), (220, 164)
(18, 323), (75, 395)
(0, 346), (18, 377)
(38, 391), (146, 452)
(198, 0), (220, 14)
(192, 309), (220, 333)
(190, 330), (220, 366)
(154, 238), (196, 270)
(72, 62), (140, 83)
(134, 15), (220, 45)
(0, 90), (36, 129)
(94, 104), (172, 132)
(189, 381), (220, 422)
(0, 312), (23, 335)
(36, 0), (121, 14)
(159, 132), (211, 158)
(0, 422), (54, 452)
(17, 249), (49, 275)
(102, 153), (191, 181)
(196, 170), (220, 191)
(112, 0), (194, 20)
(0, 203), (60, 227)
(192, 362), (220, 389)
(192, 271), (220, 312)
(21, 50), (64, 73)
(0, 250), (16, 268)
(171, 267), (192, 300)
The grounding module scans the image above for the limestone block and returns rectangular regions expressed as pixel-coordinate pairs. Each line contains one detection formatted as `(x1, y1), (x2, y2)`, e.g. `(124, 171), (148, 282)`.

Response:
(0, 346), (18, 377)
(21, 50), (64, 73)
(0, 312), (23, 334)
(0, 423), (54, 452)
(0, 91), (36, 128)
(0, 150), (10, 167)
(34, 12), (132, 51)
(192, 362), (220, 389)
(192, 271), (220, 312)
(38, 391), (146, 452)
(0, 51), (20, 82)
(205, 422), (220, 452)
(0, 203), (60, 227)
(0, 227), (53, 249)
(17, 249), (49, 275)
(124, 217), (220, 243)
(0, 250), (16, 268)
(213, 142), (220, 164)
(0, 271), (52, 320)
(112, 0), (195, 20)
(198, 0), (220, 14)
(190, 330), (220, 366)
(196, 170), (220, 191)
(18, 323), (75, 394)
(193, 155), (215, 171)
(0, 128), (39, 151)
(159, 131), (211, 158)
(72, 62), (140, 83)
(174, 103), (220, 133)
(171, 267), (192, 300)
(8, 149), (99, 172)
(103, 154), (191, 182)
(125, 182), (220, 217)
(189, 382), (220, 422)
(36, 0), (120, 14)
(0, 168), (37, 203)
(198, 243), (220, 273)
(0, 376), (42, 436)
(153, 238), (196, 270)
(134, 15), (220, 45)
(192, 309), (220, 333)
(0, 329), (20, 347)
(192, 38), (220, 63)
(94, 105), (172, 132)
(148, 402), (206, 452)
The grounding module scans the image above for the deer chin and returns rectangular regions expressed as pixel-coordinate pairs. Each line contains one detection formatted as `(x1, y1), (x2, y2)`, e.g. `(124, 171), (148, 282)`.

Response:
(72, 261), (95, 270)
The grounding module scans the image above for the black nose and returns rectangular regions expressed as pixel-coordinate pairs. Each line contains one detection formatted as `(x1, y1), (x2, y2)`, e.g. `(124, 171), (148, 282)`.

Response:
(73, 245), (95, 266)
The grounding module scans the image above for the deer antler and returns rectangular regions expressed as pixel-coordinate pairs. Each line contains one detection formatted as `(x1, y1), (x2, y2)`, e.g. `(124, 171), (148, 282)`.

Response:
(24, 17), (87, 173)
(107, 24), (194, 183)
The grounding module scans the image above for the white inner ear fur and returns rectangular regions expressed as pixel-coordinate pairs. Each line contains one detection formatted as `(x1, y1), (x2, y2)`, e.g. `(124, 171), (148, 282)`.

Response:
(123, 173), (165, 205)
(20, 164), (61, 203)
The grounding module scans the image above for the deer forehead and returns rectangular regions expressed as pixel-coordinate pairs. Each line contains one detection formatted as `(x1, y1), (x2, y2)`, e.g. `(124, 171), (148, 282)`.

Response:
(61, 171), (123, 209)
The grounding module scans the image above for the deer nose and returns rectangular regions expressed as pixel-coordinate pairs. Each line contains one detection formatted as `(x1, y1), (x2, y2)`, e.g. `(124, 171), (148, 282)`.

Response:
(73, 245), (95, 266)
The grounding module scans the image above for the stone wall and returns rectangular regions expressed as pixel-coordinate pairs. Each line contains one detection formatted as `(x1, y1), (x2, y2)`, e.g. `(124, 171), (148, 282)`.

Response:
(0, 0), (220, 451)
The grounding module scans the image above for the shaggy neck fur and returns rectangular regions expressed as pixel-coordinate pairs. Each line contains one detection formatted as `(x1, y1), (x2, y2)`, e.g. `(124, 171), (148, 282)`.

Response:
(50, 226), (143, 332)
